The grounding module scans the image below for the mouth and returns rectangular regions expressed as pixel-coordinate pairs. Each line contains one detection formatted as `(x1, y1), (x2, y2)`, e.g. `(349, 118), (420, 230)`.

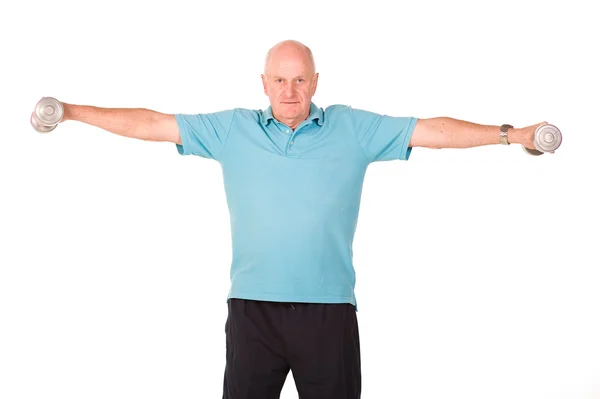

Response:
(281, 101), (299, 104)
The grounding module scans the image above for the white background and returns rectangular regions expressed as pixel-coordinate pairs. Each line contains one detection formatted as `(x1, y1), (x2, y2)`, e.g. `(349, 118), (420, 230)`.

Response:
(2, 0), (599, 398)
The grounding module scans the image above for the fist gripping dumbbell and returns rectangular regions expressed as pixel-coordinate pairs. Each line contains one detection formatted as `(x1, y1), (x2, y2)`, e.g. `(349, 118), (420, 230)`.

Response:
(30, 97), (64, 133)
(523, 124), (562, 156)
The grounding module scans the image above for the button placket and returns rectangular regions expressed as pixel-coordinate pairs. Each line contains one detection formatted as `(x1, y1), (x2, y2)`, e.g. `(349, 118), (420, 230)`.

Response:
(286, 129), (299, 156)
(289, 129), (300, 147)
(276, 123), (291, 136)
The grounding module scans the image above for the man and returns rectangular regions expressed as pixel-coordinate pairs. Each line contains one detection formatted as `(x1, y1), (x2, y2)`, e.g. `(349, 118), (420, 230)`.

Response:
(52, 40), (547, 399)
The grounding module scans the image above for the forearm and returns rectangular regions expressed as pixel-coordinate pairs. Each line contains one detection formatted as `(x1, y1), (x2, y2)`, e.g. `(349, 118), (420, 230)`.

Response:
(61, 103), (178, 142)
(413, 117), (521, 148)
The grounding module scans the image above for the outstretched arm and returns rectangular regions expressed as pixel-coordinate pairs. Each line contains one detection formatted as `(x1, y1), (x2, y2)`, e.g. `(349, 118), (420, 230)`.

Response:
(409, 117), (545, 150)
(60, 103), (182, 145)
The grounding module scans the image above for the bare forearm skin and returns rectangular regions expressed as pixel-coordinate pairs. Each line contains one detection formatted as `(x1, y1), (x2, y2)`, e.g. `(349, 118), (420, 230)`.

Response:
(412, 117), (538, 149)
(61, 103), (180, 143)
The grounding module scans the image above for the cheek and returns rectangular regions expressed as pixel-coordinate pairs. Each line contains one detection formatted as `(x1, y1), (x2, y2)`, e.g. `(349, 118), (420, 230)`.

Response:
(269, 87), (282, 97)
(300, 87), (312, 97)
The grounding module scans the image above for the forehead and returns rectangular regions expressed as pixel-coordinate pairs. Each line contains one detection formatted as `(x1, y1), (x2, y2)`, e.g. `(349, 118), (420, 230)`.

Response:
(266, 48), (312, 76)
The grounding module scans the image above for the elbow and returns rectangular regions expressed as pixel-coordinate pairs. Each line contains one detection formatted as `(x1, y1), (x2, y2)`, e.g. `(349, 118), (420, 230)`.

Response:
(411, 117), (452, 149)
(139, 112), (179, 143)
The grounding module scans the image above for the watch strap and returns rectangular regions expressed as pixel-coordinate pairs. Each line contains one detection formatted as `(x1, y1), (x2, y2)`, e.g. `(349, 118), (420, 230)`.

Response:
(500, 124), (513, 145)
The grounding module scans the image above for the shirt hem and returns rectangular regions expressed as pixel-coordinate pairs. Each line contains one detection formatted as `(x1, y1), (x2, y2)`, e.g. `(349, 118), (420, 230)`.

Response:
(227, 291), (356, 306)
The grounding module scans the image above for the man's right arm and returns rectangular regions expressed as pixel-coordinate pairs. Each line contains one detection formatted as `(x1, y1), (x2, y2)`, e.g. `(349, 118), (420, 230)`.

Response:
(61, 103), (182, 145)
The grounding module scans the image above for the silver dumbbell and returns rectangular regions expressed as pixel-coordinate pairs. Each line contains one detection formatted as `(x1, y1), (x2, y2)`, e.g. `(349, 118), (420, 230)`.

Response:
(30, 97), (64, 133)
(523, 124), (562, 156)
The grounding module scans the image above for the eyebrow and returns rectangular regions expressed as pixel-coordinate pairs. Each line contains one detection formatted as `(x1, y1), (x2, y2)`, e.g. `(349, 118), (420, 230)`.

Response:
(270, 76), (306, 79)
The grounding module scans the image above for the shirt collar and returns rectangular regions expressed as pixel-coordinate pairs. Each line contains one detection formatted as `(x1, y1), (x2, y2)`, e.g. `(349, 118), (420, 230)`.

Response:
(260, 102), (323, 127)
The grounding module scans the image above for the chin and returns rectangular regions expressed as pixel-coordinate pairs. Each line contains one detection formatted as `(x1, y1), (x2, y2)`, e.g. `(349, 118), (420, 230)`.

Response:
(275, 103), (305, 119)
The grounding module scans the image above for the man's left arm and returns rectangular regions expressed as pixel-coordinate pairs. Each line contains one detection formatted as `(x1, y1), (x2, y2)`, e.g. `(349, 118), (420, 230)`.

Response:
(409, 117), (546, 150)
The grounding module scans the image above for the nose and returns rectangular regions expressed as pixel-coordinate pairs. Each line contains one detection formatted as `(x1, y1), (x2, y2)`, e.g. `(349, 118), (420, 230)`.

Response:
(284, 82), (294, 98)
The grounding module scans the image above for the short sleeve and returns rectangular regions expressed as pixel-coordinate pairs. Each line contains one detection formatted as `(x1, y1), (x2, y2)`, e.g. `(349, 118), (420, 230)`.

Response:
(350, 107), (418, 163)
(174, 109), (236, 161)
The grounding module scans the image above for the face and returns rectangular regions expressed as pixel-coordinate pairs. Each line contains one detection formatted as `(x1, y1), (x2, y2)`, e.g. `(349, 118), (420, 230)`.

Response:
(261, 47), (319, 127)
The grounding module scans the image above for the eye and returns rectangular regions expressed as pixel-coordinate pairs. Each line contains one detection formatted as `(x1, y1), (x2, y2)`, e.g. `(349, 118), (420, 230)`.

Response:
(275, 78), (283, 83)
(297, 79), (305, 83)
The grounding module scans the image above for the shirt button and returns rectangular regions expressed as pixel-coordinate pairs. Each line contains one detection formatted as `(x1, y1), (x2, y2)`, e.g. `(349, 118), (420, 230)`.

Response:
(286, 130), (290, 134)
(290, 141), (294, 145)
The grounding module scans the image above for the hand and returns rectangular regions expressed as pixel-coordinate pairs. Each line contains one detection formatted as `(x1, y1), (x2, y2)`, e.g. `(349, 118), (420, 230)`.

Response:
(59, 102), (67, 123)
(511, 121), (549, 150)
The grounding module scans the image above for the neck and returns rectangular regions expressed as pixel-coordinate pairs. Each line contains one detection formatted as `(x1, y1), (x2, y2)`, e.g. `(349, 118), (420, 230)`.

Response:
(273, 110), (310, 131)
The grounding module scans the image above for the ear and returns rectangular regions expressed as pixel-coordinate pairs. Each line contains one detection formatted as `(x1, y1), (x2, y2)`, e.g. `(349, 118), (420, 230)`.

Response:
(261, 74), (268, 96)
(311, 73), (319, 96)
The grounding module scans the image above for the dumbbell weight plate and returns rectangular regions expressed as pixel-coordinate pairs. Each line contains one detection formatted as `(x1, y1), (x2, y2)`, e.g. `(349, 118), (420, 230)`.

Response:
(30, 112), (57, 133)
(523, 147), (544, 156)
(534, 124), (562, 152)
(34, 97), (63, 126)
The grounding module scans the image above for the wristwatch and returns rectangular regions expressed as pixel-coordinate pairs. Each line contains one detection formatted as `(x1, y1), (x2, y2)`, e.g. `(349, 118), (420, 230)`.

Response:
(500, 124), (513, 145)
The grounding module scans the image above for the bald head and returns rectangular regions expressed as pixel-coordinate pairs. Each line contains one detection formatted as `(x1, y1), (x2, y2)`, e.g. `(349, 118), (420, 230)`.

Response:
(264, 40), (316, 76)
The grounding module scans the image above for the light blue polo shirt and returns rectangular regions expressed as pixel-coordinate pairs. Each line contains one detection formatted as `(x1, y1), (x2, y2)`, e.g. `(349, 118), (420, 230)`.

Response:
(175, 102), (417, 307)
